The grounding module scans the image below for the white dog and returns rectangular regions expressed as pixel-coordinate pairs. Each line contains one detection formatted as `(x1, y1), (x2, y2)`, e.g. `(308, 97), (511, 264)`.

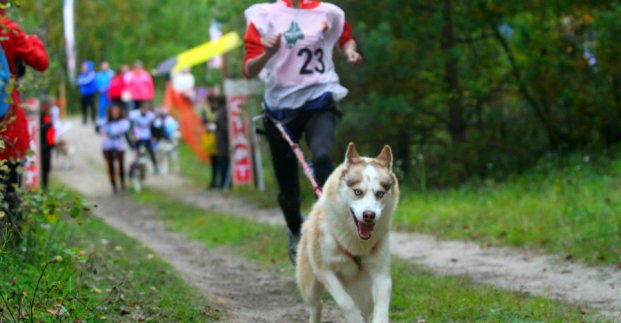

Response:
(297, 143), (399, 323)
(156, 134), (180, 175)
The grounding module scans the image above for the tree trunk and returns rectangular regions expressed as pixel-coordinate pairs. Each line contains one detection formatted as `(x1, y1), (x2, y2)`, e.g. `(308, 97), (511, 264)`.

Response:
(442, 0), (466, 142)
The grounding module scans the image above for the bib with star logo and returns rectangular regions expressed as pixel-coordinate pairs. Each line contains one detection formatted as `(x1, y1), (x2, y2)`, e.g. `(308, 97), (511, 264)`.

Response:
(245, 1), (348, 110)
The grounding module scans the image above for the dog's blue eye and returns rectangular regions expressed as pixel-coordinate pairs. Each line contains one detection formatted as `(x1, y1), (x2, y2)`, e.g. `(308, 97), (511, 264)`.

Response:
(376, 191), (385, 199)
(353, 189), (363, 196)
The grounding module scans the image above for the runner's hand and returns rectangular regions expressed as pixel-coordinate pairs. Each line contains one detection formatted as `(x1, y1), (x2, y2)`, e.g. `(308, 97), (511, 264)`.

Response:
(263, 33), (282, 57)
(345, 49), (363, 66)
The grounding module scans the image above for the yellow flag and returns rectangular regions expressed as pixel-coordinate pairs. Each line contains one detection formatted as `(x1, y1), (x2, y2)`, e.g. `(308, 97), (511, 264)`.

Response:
(173, 32), (242, 73)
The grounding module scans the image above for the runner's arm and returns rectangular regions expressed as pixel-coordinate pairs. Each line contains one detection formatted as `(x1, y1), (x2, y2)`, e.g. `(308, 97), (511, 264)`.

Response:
(243, 23), (281, 78)
(338, 21), (362, 66)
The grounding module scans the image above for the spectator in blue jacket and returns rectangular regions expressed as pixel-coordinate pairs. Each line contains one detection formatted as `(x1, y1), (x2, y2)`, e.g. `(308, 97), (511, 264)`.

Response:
(77, 60), (97, 125)
(96, 60), (115, 124)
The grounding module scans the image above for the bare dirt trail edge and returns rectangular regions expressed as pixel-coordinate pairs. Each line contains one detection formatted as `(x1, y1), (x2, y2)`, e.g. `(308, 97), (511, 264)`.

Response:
(60, 121), (621, 319)
(55, 123), (342, 323)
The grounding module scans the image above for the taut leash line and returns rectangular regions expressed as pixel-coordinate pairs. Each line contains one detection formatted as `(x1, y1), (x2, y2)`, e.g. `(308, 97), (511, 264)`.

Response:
(274, 121), (323, 198)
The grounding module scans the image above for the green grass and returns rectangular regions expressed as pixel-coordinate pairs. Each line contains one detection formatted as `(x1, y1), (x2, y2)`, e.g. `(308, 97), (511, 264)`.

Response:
(135, 190), (599, 322)
(1, 190), (220, 322)
(396, 154), (621, 265)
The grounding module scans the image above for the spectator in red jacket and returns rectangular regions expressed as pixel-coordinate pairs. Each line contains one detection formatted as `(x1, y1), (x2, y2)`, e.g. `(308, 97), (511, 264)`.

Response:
(40, 99), (55, 190)
(108, 68), (128, 114)
(0, 1), (49, 217)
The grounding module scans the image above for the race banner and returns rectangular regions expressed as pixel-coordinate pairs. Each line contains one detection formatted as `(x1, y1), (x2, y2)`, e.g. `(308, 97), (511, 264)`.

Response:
(23, 99), (40, 189)
(224, 79), (264, 188)
(226, 95), (254, 186)
(63, 0), (77, 84)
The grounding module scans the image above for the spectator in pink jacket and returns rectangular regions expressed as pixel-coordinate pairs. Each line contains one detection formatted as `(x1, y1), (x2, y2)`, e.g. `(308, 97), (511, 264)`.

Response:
(127, 60), (154, 110)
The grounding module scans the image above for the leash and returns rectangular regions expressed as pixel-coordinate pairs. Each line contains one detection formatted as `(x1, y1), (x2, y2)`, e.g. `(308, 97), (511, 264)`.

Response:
(273, 121), (323, 198)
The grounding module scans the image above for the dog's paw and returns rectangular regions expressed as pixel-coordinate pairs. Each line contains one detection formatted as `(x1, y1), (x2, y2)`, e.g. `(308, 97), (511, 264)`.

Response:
(344, 311), (364, 323)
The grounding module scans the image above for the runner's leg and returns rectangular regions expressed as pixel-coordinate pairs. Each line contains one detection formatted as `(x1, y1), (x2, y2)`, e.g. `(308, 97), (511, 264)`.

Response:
(103, 150), (117, 191)
(264, 118), (303, 236)
(117, 150), (126, 190)
(304, 109), (337, 187)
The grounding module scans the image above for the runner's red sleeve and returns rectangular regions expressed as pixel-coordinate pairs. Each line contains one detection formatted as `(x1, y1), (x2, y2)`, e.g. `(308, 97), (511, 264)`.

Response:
(338, 21), (354, 48)
(243, 23), (264, 78)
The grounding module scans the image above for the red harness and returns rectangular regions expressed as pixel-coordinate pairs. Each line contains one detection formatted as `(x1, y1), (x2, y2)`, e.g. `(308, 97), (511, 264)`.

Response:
(342, 240), (381, 272)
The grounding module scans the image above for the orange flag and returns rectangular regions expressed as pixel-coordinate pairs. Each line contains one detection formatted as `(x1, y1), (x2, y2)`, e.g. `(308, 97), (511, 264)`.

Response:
(162, 83), (211, 163)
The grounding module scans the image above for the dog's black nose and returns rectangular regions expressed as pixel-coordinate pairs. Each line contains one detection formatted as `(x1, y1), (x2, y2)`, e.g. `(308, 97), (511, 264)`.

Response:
(362, 211), (376, 222)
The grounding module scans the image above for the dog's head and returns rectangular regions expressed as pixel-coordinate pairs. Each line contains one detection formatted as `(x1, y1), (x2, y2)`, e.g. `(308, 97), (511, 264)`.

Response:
(336, 142), (398, 241)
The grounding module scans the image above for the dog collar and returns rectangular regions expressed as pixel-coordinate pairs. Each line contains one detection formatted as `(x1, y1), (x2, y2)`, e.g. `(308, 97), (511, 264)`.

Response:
(342, 240), (381, 272)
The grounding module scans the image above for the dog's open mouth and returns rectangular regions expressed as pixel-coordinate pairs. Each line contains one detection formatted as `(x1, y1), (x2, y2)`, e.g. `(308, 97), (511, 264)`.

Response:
(351, 209), (374, 240)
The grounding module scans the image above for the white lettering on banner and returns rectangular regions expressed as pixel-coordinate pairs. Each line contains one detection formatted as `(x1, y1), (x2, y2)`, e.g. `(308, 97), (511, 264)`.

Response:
(227, 95), (254, 186)
(23, 99), (40, 189)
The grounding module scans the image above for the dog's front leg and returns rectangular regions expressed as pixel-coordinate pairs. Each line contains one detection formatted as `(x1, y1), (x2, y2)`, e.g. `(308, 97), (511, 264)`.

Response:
(317, 270), (364, 323)
(370, 269), (392, 323)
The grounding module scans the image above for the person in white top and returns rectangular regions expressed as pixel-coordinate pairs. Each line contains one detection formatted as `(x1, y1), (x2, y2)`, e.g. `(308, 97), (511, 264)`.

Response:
(171, 67), (196, 101)
(128, 104), (159, 173)
(243, 0), (362, 263)
(100, 103), (131, 194)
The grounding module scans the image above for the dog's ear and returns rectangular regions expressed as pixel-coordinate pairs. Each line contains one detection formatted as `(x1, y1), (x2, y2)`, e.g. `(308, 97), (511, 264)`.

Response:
(345, 142), (362, 164)
(376, 145), (393, 169)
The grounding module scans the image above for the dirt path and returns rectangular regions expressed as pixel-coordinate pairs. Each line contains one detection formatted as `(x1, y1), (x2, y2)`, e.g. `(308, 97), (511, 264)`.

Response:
(55, 123), (342, 322)
(58, 121), (621, 319)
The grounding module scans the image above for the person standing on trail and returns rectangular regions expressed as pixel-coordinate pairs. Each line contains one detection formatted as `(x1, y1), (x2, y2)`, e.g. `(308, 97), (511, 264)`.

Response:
(100, 103), (130, 194)
(128, 103), (159, 174)
(243, 0), (362, 263)
(39, 99), (55, 191)
(127, 60), (154, 110)
(207, 94), (229, 190)
(108, 68), (128, 115)
(95, 60), (115, 124)
(77, 61), (97, 125)
(0, 0), (49, 233)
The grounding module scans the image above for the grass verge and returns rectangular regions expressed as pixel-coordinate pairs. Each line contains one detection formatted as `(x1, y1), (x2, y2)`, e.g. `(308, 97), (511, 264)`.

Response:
(0, 189), (220, 322)
(396, 154), (621, 265)
(135, 190), (598, 322)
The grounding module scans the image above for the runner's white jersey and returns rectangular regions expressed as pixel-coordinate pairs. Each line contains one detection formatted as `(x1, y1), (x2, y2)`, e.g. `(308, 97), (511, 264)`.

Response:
(245, 1), (348, 110)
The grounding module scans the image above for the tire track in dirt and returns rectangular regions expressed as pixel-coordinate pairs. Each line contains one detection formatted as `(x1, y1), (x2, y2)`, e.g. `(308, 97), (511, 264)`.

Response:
(55, 123), (342, 322)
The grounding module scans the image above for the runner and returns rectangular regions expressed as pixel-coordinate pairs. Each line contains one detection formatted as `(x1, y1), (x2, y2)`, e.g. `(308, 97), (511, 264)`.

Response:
(100, 103), (130, 194)
(128, 103), (159, 174)
(243, 0), (362, 263)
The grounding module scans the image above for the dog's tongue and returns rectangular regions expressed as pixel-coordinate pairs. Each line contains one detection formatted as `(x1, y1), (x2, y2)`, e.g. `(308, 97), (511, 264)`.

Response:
(357, 221), (375, 240)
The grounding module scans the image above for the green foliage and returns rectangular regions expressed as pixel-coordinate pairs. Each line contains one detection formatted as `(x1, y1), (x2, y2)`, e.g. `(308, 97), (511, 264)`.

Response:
(0, 189), (220, 322)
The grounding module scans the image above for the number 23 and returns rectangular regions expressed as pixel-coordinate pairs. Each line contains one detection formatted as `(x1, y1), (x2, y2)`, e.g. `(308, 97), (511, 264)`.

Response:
(298, 48), (325, 75)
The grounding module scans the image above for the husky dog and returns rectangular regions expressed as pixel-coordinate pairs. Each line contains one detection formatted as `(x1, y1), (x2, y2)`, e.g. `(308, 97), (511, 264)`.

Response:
(156, 135), (180, 175)
(297, 143), (399, 323)
(129, 145), (148, 193)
